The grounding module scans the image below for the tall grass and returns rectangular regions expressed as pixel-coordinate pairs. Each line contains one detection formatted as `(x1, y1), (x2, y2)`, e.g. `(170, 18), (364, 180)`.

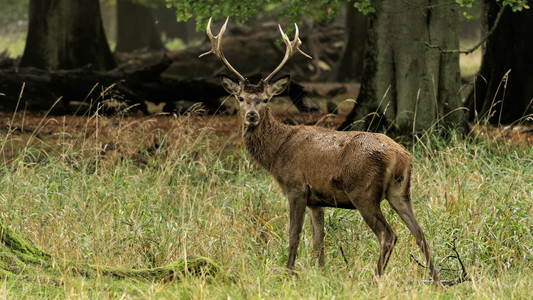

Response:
(0, 110), (531, 298)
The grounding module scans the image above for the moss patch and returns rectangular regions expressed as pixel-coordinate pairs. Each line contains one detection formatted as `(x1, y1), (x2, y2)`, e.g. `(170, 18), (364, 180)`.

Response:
(0, 222), (218, 281)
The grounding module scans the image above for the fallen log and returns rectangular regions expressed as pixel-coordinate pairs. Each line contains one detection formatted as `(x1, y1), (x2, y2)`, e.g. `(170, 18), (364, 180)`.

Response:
(0, 55), (227, 115)
(0, 222), (219, 281)
(0, 54), (319, 116)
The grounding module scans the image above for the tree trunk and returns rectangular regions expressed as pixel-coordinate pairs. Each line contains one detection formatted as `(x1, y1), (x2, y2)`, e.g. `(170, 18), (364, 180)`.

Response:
(332, 3), (367, 82)
(340, 0), (464, 134)
(115, 0), (164, 52)
(20, 0), (115, 71)
(465, 1), (533, 125)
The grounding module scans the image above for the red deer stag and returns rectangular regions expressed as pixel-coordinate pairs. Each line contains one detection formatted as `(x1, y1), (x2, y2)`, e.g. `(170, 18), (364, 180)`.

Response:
(200, 18), (441, 285)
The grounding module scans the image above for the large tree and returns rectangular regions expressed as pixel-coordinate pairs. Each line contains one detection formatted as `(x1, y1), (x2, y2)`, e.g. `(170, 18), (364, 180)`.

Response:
(465, 0), (533, 125)
(20, 0), (115, 71)
(340, 0), (464, 133)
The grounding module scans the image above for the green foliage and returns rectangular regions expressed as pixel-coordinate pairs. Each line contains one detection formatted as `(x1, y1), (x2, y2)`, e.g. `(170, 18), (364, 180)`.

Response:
(283, 0), (345, 22)
(353, 0), (375, 15)
(164, 0), (373, 30)
(501, 0), (530, 11)
(165, 0), (530, 30)
(456, 0), (530, 11)
(456, 0), (476, 7)
(165, 0), (272, 29)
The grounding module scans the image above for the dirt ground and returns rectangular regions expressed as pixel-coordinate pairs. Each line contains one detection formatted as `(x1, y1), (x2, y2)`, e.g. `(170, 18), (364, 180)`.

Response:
(0, 91), (531, 157)
(0, 94), (354, 164)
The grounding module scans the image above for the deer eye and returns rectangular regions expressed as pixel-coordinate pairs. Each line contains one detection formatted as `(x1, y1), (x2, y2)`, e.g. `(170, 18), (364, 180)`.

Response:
(238, 97), (244, 102)
(263, 98), (269, 103)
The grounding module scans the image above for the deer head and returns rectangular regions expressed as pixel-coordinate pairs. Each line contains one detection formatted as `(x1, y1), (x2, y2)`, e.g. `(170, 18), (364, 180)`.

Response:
(199, 18), (311, 127)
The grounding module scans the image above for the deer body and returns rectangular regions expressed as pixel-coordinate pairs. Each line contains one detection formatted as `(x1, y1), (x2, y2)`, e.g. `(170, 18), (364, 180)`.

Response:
(243, 107), (409, 211)
(201, 18), (441, 285)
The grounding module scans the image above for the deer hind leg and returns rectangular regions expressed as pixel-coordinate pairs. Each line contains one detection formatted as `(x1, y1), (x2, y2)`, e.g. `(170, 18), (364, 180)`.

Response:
(387, 182), (442, 284)
(349, 189), (397, 276)
(309, 206), (325, 266)
(358, 207), (397, 276)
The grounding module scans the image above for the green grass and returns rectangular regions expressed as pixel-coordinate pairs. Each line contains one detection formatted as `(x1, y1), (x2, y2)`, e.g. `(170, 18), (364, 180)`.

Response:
(0, 113), (531, 298)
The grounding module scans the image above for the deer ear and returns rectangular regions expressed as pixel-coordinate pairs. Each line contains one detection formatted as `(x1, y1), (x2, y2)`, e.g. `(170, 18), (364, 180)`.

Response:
(220, 74), (241, 95)
(267, 75), (290, 96)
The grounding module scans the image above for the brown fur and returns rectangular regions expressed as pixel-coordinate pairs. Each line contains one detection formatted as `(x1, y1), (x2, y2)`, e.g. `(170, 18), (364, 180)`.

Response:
(222, 75), (441, 285)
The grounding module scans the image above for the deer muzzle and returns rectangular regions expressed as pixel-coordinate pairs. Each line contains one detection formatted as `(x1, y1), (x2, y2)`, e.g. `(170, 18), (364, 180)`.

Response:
(245, 111), (259, 126)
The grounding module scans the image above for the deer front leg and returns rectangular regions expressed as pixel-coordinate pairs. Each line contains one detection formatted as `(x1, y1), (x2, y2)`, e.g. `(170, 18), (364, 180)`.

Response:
(309, 206), (325, 266)
(286, 193), (307, 271)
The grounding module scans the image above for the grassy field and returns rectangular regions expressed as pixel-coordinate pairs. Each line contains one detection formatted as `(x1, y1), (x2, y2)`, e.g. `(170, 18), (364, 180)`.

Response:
(0, 110), (531, 299)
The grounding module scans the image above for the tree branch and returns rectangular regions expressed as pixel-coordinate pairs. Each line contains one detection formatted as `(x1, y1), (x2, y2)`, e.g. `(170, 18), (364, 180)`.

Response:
(411, 237), (470, 286)
(339, 244), (349, 265)
(446, 237), (468, 281)
(426, 4), (506, 55)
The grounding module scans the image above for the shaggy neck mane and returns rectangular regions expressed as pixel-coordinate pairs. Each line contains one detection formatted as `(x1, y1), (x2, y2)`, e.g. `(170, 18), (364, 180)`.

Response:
(242, 107), (293, 171)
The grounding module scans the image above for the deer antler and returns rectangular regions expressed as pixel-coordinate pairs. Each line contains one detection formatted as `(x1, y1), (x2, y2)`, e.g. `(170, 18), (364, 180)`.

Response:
(264, 23), (312, 83)
(199, 17), (246, 82)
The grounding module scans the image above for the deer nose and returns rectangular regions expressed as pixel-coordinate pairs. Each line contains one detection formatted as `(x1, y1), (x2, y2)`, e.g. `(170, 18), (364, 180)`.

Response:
(245, 111), (259, 123)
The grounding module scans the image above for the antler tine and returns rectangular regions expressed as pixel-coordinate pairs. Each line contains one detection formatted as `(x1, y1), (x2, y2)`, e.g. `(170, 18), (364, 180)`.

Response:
(199, 17), (246, 82)
(264, 23), (312, 82)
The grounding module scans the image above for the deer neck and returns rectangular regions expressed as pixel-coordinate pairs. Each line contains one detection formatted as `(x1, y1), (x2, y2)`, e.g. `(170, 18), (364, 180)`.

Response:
(242, 108), (293, 171)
